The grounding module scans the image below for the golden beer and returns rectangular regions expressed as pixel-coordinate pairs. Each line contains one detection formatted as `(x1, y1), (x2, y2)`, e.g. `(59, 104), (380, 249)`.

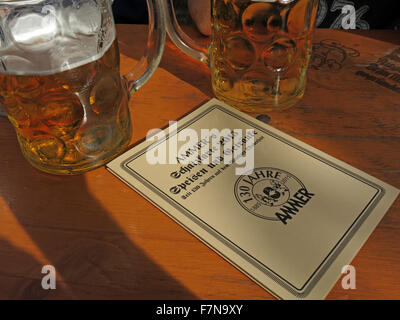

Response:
(210, 0), (318, 112)
(0, 40), (131, 175)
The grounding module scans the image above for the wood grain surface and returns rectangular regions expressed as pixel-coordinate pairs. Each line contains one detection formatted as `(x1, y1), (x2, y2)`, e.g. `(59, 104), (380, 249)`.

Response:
(0, 25), (399, 300)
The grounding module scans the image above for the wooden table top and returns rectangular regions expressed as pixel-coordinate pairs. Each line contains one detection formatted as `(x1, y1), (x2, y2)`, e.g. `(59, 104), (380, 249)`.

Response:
(0, 25), (399, 300)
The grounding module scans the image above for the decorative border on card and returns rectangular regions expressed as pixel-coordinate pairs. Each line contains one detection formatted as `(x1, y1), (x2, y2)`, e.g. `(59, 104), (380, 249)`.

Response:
(113, 105), (385, 298)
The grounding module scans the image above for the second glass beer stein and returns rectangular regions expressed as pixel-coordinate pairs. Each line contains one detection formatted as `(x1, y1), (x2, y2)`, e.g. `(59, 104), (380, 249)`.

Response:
(0, 0), (165, 175)
(165, 0), (318, 113)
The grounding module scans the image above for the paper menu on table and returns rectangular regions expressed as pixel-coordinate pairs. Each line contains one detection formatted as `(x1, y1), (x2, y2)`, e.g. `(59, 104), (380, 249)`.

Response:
(107, 99), (399, 300)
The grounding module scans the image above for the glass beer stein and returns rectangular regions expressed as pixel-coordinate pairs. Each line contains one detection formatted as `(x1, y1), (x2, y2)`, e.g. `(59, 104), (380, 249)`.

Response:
(165, 0), (318, 113)
(0, 0), (165, 175)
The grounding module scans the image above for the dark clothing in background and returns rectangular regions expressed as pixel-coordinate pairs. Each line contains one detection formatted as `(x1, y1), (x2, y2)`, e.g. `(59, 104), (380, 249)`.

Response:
(316, 0), (400, 30)
(112, 0), (400, 30)
(112, 0), (148, 24)
(112, 0), (189, 25)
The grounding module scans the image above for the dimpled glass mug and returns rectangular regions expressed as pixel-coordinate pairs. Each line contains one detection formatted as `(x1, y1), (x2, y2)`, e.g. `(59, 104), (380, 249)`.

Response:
(165, 0), (318, 113)
(0, 0), (165, 175)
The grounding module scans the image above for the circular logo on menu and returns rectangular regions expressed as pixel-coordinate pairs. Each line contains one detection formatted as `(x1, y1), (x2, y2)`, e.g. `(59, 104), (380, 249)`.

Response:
(234, 167), (308, 221)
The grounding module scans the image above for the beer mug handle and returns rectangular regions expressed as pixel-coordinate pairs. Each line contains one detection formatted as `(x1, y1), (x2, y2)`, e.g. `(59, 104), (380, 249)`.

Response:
(124, 0), (166, 95)
(163, 0), (209, 64)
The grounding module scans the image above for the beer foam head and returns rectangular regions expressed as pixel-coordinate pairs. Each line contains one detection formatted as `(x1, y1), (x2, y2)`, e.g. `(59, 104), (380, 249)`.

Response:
(0, 0), (115, 75)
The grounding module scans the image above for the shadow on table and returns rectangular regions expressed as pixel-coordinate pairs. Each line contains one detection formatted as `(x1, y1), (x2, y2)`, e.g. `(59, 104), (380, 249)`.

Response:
(0, 237), (68, 299)
(0, 120), (196, 299)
